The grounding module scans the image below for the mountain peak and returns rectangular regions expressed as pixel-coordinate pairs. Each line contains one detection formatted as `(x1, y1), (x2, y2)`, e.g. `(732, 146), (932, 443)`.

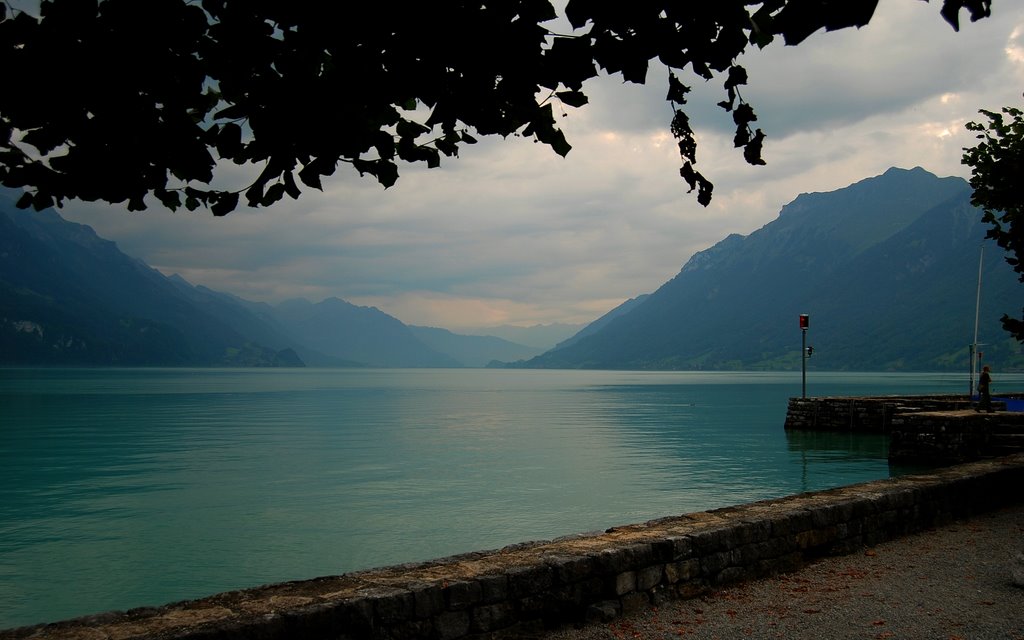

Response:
(519, 166), (1017, 371)
(883, 165), (930, 177)
(680, 234), (745, 274)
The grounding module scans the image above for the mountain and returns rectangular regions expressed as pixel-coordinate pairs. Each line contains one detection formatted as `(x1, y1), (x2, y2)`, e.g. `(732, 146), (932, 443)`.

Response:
(268, 298), (459, 367)
(7, 167), (1020, 371)
(456, 323), (586, 350)
(0, 189), (303, 366)
(409, 326), (544, 367)
(516, 167), (1023, 371)
(551, 294), (650, 351)
(0, 191), (542, 368)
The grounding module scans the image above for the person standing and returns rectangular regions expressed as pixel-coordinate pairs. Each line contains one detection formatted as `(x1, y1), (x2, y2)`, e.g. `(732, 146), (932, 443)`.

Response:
(978, 365), (993, 413)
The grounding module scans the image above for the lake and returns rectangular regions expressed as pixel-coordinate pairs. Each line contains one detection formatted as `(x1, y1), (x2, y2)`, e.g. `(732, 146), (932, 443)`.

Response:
(0, 367), (1012, 629)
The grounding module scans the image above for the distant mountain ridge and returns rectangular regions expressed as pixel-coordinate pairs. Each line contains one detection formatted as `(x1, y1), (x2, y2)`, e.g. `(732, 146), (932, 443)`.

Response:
(409, 326), (545, 367)
(456, 323), (586, 350)
(3, 167), (1021, 370)
(514, 167), (1022, 371)
(551, 294), (650, 352)
(0, 190), (545, 367)
(270, 297), (458, 367)
(0, 192), (300, 366)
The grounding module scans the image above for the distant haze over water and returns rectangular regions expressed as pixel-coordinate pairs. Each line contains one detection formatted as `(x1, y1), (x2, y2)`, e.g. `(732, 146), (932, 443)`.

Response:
(2, 368), (1019, 629)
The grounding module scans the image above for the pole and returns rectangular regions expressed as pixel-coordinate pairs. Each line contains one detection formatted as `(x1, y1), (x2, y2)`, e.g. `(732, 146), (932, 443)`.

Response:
(799, 314), (809, 399)
(969, 343), (975, 398)
(971, 246), (983, 398)
(802, 327), (807, 398)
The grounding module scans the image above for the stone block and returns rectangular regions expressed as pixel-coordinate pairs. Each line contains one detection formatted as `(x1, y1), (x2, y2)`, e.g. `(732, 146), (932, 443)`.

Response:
(650, 538), (675, 563)
(367, 588), (415, 625)
(545, 554), (594, 584)
(276, 603), (340, 639)
(792, 529), (815, 550)
(712, 565), (750, 586)
(443, 580), (482, 610)
(507, 564), (554, 599)
(811, 500), (854, 527)
(620, 592), (650, 615)
(330, 598), (376, 639)
(591, 542), (653, 575)
(737, 537), (791, 565)
(767, 509), (814, 537)
(699, 550), (732, 576)
(470, 602), (515, 633)
(888, 488), (919, 510)
(553, 574), (609, 607)
(665, 558), (701, 583)
(410, 582), (444, 619)
(733, 519), (771, 545)
(383, 619), (433, 640)
(828, 535), (864, 555)
(624, 542), (655, 568)
(846, 495), (877, 517)
(674, 582), (706, 600)
(614, 571), (636, 596)
(592, 547), (631, 575)
(585, 600), (620, 623)
(517, 594), (554, 620)
(637, 564), (663, 591)
(478, 572), (508, 604)
(547, 582), (585, 609)
(688, 528), (725, 555)
(666, 535), (694, 559)
(434, 610), (470, 640)
(752, 550), (803, 577)
(649, 584), (672, 606)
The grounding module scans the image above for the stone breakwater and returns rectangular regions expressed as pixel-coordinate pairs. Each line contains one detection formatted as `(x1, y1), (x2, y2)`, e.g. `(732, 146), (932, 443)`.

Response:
(5, 454), (1024, 640)
(783, 395), (977, 433)
(784, 394), (1024, 463)
(890, 409), (1024, 463)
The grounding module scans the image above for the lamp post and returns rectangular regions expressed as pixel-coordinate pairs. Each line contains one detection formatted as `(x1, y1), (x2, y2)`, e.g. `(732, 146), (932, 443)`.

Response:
(799, 314), (809, 398)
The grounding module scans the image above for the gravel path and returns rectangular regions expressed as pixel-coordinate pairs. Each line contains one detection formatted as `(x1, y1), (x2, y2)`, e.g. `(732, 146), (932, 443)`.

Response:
(540, 504), (1024, 640)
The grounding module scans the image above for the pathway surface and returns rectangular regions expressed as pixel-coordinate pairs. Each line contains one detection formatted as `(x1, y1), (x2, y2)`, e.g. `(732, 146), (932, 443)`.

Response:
(539, 504), (1024, 640)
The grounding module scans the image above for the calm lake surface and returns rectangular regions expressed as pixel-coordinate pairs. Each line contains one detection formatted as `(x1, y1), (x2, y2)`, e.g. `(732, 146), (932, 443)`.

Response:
(1, 367), (1016, 629)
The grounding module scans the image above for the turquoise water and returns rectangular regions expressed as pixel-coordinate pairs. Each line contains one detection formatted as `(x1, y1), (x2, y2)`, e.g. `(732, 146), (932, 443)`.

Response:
(0, 368), (1014, 629)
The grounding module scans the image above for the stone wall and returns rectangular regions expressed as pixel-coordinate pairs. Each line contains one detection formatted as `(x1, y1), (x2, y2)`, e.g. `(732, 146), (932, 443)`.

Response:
(6, 454), (1024, 640)
(785, 395), (1024, 463)
(783, 395), (975, 432)
(890, 410), (1024, 464)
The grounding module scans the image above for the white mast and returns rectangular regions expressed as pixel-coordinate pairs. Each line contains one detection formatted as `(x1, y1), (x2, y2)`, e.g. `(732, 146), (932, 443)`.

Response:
(971, 246), (984, 396)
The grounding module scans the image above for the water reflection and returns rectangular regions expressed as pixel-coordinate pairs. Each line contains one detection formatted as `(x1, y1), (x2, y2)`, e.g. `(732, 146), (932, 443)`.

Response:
(2, 368), (1021, 629)
(575, 381), (898, 503)
(784, 428), (889, 458)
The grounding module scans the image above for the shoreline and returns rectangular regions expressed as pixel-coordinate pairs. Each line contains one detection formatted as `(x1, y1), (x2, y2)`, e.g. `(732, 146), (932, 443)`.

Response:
(5, 455), (1023, 640)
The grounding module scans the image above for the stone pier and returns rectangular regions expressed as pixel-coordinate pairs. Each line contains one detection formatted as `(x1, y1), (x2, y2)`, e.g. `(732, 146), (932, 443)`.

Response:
(783, 395), (976, 433)
(784, 394), (1024, 463)
(889, 409), (1024, 464)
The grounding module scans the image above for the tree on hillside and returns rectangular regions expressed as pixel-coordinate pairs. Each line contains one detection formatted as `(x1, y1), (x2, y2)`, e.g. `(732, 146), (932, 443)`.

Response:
(0, 0), (992, 215)
(962, 101), (1024, 341)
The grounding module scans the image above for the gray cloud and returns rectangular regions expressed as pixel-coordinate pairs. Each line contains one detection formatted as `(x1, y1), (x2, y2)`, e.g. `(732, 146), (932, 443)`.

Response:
(53, 2), (1024, 330)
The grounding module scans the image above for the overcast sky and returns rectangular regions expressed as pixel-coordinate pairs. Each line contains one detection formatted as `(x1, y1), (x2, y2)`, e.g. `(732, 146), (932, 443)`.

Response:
(41, 2), (1024, 331)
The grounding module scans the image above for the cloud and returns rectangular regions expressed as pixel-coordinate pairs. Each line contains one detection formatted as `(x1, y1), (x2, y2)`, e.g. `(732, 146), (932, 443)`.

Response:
(53, 1), (1024, 330)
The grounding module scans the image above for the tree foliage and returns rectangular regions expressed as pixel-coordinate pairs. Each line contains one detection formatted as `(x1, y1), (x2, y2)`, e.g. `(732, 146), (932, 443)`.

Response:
(0, 0), (993, 215)
(962, 100), (1024, 341)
